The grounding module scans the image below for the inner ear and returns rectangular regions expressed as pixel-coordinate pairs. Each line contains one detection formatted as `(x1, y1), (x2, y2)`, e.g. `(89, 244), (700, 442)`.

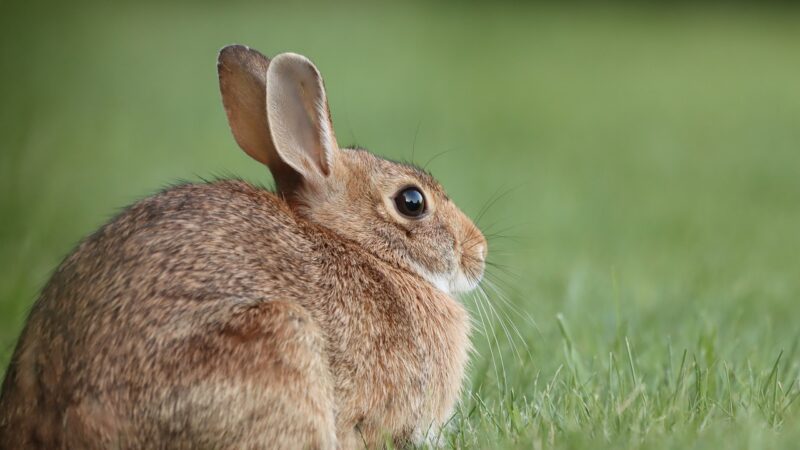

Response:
(217, 45), (300, 193)
(266, 53), (337, 180)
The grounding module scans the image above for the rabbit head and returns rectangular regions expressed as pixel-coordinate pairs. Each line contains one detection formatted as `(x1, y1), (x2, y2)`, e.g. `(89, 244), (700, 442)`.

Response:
(218, 45), (486, 294)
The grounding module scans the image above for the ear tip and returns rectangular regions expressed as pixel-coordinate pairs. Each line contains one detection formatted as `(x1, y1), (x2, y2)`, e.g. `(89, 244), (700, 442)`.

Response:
(217, 44), (247, 61)
(270, 52), (321, 78)
(217, 44), (270, 66)
(272, 52), (313, 65)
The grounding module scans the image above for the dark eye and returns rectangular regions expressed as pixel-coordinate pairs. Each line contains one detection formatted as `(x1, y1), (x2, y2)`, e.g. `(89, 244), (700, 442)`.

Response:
(394, 187), (426, 218)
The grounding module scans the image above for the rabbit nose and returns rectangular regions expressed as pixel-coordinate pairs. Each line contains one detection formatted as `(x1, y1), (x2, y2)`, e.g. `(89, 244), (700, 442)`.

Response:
(476, 244), (487, 261)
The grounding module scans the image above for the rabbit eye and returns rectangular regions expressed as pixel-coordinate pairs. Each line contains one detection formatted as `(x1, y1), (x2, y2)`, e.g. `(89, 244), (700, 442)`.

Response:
(394, 187), (426, 218)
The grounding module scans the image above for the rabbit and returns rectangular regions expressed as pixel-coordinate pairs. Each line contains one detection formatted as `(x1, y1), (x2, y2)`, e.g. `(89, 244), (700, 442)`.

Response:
(0, 44), (487, 449)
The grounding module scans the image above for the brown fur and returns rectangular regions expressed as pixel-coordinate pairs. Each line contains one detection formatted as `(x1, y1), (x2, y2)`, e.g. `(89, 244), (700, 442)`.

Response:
(0, 46), (486, 449)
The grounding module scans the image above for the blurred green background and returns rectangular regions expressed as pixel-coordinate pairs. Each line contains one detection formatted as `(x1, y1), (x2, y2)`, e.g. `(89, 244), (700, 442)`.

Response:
(1, 1), (799, 448)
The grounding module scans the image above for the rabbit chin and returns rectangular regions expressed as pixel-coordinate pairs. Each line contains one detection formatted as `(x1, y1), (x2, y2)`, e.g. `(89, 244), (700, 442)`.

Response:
(412, 263), (480, 295)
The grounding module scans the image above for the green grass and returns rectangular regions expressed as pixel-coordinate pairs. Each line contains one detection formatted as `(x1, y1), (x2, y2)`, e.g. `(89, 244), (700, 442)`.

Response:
(2, 2), (800, 449)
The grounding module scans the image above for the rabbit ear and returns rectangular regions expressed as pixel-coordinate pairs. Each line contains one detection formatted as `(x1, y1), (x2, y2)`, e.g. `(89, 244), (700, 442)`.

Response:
(218, 45), (299, 192)
(266, 53), (338, 180)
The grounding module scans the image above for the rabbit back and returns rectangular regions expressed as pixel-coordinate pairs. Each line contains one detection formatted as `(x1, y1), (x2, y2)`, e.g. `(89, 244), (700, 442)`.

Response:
(0, 180), (338, 448)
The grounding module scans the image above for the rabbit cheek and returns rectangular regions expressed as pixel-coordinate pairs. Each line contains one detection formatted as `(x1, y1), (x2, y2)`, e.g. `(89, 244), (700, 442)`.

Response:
(413, 242), (457, 293)
(410, 263), (452, 294)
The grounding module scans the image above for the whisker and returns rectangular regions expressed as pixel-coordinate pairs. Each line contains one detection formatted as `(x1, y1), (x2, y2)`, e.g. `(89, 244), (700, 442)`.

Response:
(483, 274), (541, 336)
(482, 279), (537, 360)
(410, 119), (422, 164)
(471, 292), (503, 389)
(473, 186), (522, 229)
(483, 279), (534, 357)
(473, 185), (514, 228)
(422, 147), (461, 170)
(461, 298), (488, 340)
(484, 261), (524, 283)
(477, 283), (524, 365)
(483, 233), (524, 244)
(481, 223), (520, 239)
(482, 252), (512, 260)
(471, 290), (507, 391)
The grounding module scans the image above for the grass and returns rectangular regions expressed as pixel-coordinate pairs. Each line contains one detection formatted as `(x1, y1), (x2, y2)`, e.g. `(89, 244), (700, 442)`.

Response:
(1, 2), (799, 448)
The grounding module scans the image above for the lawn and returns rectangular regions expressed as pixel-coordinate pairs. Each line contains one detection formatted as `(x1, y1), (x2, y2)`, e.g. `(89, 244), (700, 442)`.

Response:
(1, 2), (799, 448)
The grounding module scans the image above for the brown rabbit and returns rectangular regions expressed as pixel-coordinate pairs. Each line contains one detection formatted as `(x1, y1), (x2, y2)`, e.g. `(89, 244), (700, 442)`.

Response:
(0, 45), (487, 449)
